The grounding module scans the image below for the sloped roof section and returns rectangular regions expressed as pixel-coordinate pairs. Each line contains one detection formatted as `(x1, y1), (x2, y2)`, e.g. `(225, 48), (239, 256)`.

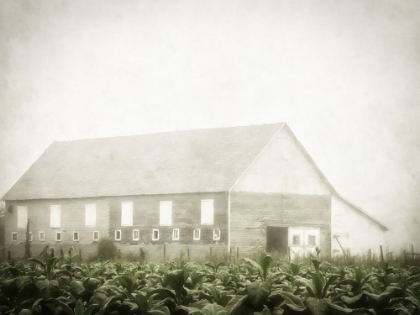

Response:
(3, 123), (285, 200)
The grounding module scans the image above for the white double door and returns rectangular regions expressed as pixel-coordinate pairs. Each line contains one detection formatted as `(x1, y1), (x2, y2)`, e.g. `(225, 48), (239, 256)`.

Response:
(288, 227), (320, 259)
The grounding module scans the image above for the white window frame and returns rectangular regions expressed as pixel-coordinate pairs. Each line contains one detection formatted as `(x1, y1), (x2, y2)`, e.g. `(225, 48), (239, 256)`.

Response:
(133, 229), (140, 241)
(85, 204), (97, 226)
(121, 202), (133, 226)
(115, 230), (122, 241)
(50, 205), (61, 228)
(55, 231), (62, 242)
(159, 201), (172, 226)
(93, 231), (99, 241)
(73, 231), (79, 242)
(11, 232), (17, 242)
(17, 206), (28, 229)
(29, 232), (33, 242)
(152, 229), (159, 241)
(201, 199), (214, 225)
(193, 228), (201, 240)
(39, 231), (45, 242)
(213, 228), (221, 241)
(172, 228), (180, 241)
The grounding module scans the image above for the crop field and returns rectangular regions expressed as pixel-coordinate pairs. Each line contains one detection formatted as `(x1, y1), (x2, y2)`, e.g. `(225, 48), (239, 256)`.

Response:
(1, 248), (420, 315)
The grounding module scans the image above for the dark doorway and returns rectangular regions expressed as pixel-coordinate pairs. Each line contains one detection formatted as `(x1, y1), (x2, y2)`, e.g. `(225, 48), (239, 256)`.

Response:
(266, 226), (288, 255)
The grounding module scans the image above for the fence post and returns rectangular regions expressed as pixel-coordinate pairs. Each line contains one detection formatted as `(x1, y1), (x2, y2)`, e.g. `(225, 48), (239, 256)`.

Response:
(380, 245), (384, 263)
(412, 244), (415, 262)
(7, 251), (11, 260)
(210, 247), (213, 260)
(230, 247), (232, 261)
(367, 249), (372, 265)
(236, 247), (239, 261)
(79, 248), (82, 262)
(403, 250), (407, 267)
(187, 248), (190, 261)
(163, 244), (166, 262)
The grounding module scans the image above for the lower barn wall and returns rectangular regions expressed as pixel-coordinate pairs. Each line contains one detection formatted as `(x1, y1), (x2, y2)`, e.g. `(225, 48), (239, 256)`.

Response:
(4, 192), (229, 259)
(230, 192), (331, 256)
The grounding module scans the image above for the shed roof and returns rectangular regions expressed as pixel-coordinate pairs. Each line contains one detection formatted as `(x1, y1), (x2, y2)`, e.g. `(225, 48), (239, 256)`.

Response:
(3, 123), (285, 200)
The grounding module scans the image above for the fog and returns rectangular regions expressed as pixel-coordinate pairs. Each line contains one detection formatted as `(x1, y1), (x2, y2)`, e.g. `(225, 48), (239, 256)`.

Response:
(1, 0), (419, 251)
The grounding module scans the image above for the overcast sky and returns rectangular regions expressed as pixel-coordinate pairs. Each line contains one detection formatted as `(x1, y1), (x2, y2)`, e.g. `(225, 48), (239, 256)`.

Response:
(1, 0), (419, 250)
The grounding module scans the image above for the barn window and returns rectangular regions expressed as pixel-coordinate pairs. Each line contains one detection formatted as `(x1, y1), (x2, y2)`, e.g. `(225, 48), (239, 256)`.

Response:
(121, 202), (133, 226)
(213, 228), (220, 241)
(115, 230), (122, 241)
(85, 204), (97, 226)
(152, 229), (159, 241)
(39, 231), (45, 241)
(308, 235), (316, 246)
(93, 231), (99, 241)
(172, 229), (179, 241)
(11, 232), (17, 242)
(133, 229), (140, 241)
(56, 231), (62, 242)
(193, 228), (201, 240)
(201, 199), (214, 225)
(29, 232), (33, 241)
(50, 205), (61, 228)
(159, 201), (172, 226)
(17, 206), (28, 229)
(292, 235), (300, 245)
(73, 232), (79, 242)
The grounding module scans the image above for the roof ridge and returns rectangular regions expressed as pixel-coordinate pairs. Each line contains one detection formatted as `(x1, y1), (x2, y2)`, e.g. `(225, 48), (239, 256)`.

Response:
(54, 122), (286, 143)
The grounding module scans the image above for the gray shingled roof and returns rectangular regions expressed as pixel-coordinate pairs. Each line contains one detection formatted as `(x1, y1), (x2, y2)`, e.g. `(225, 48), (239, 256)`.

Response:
(3, 123), (285, 200)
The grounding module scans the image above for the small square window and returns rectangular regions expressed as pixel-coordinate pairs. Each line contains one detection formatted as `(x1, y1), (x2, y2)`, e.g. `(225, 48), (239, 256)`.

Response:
(201, 199), (214, 225)
(39, 231), (45, 242)
(172, 228), (179, 241)
(213, 228), (220, 241)
(29, 232), (33, 242)
(292, 235), (300, 245)
(133, 229), (140, 241)
(115, 230), (122, 241)
(193, 228), (201, 240)
(308, 235), (316, 246)
(11, 232), (17, 242)
(159, 201), (172, 226)
(152, 229), (159, 241)
(56, 231), (62, 242)
(73, 232), (79, 242)
(93, 231), (99, 241)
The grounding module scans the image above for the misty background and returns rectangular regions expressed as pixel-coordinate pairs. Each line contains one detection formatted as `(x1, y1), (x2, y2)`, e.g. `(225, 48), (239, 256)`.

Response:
(1, 0), (419, 251)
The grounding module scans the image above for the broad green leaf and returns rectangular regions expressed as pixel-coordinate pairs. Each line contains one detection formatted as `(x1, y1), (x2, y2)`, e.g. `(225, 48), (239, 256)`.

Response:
(260, 256), (273, 281)
(69, 280), (85, 296)
(202, 303), (228, 315)
(247, 282), (270, 309)
(82, 278), (101, 293)
(224, 294), (251, 315)
(304, 297), (329, 315)
(149, 305), (171, 315)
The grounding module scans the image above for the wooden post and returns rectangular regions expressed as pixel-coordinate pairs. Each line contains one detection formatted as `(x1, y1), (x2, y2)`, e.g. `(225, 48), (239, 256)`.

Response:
(380, 245), (384, 263)
(210, 246), (213, 260)
(60, 248), (64, 258)
(187, 248), (190, 261)
(236, 247), (239, 261)
(403, 250), (407, 267)
(367, 249), (372, 265)
(79, 248), (82, 262)
(163, 244), (166, 262)
(230, 247), (232, 261)
(7, 251), (11, 260)
(411, 244), (415, 262)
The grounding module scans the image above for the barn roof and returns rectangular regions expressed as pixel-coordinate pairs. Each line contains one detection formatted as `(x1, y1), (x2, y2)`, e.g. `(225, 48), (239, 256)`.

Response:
(3, 123), (285, 200)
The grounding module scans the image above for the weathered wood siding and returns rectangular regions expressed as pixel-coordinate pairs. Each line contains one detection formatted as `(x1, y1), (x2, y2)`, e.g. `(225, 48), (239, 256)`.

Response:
(4, 192), (228, 258)
(230, 192), (331, 255)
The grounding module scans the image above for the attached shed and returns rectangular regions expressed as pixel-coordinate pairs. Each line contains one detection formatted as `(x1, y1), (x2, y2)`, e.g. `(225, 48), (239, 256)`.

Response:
(2, 123), (387, 259)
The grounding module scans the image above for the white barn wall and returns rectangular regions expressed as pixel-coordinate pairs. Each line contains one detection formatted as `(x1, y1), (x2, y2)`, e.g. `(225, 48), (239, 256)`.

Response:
(331, 194), (386, 256)
(232, 127), (330, 194)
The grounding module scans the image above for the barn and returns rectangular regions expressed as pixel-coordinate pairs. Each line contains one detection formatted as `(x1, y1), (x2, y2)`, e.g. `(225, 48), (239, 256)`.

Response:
(2, 123), (387, 260)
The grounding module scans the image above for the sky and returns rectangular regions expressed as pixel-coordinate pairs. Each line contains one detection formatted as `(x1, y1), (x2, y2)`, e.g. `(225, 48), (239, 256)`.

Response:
(1, 0), (419, 250)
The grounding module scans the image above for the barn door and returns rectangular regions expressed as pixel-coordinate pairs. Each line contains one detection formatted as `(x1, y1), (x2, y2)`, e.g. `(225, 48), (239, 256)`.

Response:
(288, 227), (320, 259)
(266, 226), (288, 255)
